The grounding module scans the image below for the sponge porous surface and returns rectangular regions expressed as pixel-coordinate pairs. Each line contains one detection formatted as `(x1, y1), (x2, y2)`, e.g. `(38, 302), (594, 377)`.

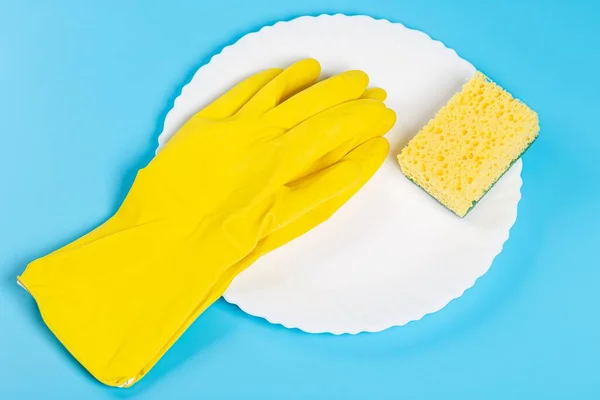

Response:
(398, 72), (539, 217)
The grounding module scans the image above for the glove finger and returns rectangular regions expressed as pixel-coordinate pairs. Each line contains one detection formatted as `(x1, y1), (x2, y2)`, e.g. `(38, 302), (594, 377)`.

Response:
(220, 150), (358, 253)
(236, 58), (321, 117)
(298, 103), (396, 179)
(195, 68), (283, 119)
(264, 70), (369, 130)
(274, 99), (395, 184)
(361, 87), (387, 101)
(262, 136), (389, 244)
(268, 160), (361, 230)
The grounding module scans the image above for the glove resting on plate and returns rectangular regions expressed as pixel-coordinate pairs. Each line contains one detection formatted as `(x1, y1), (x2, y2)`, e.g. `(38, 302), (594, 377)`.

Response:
(18, 59), (396, 387)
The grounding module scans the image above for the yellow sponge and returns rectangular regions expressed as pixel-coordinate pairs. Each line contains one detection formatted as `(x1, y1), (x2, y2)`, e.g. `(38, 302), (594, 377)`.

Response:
(398, 72), (539, 217)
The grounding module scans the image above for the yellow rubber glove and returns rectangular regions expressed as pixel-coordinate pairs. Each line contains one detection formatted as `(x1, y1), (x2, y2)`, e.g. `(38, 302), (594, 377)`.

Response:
(18, 59), (396, 388)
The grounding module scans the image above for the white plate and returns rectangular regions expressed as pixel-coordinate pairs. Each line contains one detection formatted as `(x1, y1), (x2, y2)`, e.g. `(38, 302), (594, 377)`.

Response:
(157, 14), (522, 334)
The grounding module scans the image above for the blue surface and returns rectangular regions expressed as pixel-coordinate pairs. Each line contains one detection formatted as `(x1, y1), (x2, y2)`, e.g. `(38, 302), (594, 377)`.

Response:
(1, 0), (599, 398)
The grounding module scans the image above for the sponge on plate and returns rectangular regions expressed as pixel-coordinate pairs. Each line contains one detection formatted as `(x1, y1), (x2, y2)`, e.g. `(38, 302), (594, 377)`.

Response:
(397, 72), (539, 217)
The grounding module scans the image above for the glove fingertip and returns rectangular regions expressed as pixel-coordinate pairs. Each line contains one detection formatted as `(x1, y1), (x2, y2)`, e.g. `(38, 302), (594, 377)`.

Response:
(361, 87), (387, 101)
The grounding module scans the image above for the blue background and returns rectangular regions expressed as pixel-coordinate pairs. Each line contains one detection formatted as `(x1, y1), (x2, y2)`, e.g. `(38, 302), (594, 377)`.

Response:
(1, 0), (599, 398)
